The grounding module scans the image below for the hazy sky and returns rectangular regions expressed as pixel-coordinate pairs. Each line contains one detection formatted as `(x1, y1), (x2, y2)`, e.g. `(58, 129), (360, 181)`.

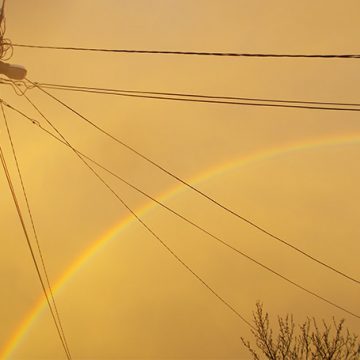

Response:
(1, 1), (359, 359)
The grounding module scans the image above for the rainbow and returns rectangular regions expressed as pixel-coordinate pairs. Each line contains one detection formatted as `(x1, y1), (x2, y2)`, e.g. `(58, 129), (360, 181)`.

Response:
(1, 132), (360, 359)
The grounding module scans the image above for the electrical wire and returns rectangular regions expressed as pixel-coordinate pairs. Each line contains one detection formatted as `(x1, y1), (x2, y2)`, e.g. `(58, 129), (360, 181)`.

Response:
(1, 103), (72, 358)
(11, 43), (360, 59)
(0, 0), (13, 60)
(0, 126), (71, 359)
(0, 78), (28, 96)
(28, 81), (360, 108)
(3, 79), (359, 112)
(2, 99), (359, 320)
(27, 81), (360, 286)
(12, 94), (255, 329)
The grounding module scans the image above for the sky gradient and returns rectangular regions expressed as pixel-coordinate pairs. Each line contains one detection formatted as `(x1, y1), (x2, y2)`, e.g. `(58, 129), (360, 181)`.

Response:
(1, 1), (360, 359)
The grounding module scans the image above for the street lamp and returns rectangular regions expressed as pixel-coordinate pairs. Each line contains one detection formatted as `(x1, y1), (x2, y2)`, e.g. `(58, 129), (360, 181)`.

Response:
(0, 60), (27, 80)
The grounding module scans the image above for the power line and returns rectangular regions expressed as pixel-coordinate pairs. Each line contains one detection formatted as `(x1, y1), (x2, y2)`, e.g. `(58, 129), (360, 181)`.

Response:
(0, 124), (72, 359)
(2, 99), (359, 320)
(11, 94), (255, 329)
(27, 81), (360, 286)
(1, 103), (72, 358)
(28, 81), (360, 108)
(4, 79), (359, 112)
(12, 43), (360, 59)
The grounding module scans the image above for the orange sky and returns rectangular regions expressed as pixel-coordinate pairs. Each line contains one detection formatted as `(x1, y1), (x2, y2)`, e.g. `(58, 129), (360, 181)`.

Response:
(1, 1), (360, 359)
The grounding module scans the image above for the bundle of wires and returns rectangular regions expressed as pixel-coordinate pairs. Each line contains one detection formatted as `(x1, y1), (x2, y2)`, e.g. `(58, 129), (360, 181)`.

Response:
(0, 0), (13, 60)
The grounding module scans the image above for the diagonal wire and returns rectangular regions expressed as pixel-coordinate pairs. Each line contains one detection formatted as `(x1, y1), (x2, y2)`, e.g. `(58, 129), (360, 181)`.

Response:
(0, 125), (71, 359)
(27, 80), (360, 286)
(1, 102), (72, 358)
(11, 43), (360, 59)
(2, 99), (359, 320)
(13, 94), (254, 329)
